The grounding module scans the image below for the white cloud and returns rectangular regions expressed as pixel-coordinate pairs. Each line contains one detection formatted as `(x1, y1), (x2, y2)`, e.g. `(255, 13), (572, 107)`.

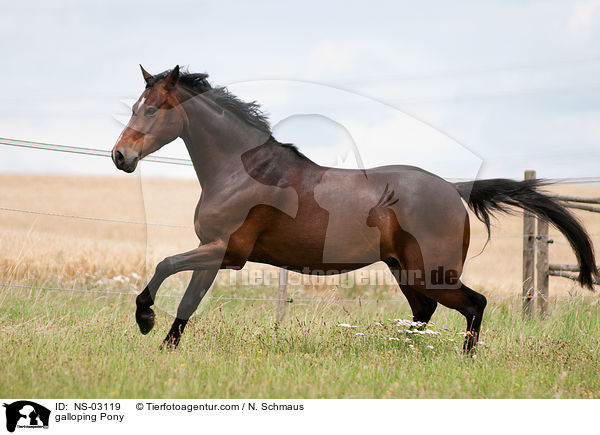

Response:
(568, 0), (600, 41)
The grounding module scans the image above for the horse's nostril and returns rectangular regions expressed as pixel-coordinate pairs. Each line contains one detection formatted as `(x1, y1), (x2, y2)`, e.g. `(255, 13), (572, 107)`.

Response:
(115, 150), (124, 165)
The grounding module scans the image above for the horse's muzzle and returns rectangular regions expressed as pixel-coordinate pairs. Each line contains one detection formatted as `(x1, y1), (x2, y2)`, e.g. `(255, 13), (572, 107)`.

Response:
(112, 148), (138, 173)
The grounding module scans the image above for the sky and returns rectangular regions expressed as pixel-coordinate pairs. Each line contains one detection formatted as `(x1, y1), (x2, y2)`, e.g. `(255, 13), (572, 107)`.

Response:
(1, 0), (600, 180)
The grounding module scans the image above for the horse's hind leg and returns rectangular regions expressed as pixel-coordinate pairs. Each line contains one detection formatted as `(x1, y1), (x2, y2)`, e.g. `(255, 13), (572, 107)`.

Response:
(401, 285), (438, 325)
(162, 269), (218, 349)
(388, 266), (437, 324)
(425, 283), (487, 352)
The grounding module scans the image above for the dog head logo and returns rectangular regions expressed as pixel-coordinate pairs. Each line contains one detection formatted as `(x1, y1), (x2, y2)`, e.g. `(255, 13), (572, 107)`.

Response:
(3, 401), (50, 432)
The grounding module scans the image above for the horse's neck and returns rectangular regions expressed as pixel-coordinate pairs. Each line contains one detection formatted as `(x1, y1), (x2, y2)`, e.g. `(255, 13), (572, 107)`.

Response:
(179, 94), (271, 188)
(240, 139), (322, 190)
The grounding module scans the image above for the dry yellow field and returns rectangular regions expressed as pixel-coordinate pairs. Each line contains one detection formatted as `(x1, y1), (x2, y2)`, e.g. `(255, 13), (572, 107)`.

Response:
(1, 174), (599, 301)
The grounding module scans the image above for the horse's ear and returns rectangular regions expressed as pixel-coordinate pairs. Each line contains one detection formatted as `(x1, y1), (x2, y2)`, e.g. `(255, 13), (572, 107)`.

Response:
(164, 65), (180, 90)
(140, 64), (153, 85)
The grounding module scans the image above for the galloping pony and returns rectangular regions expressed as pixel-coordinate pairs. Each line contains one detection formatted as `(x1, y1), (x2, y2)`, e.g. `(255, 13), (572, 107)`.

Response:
(112, 65), (598, 350)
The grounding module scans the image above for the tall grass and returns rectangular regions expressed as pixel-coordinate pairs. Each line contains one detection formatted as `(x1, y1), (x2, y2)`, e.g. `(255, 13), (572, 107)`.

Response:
(0, 284), (597, 399)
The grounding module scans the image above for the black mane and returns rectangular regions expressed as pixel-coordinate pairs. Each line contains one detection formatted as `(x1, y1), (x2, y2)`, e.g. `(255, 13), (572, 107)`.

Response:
(148, 68), (272, 134)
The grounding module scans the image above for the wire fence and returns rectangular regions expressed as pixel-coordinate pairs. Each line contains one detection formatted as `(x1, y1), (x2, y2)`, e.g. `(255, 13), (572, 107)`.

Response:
(0, 137), (193, 167)
(0, 281), (586, 303)
(1, 204), (599, 241)
(1, 136), (599, 306)
(2, 136), (600, 184)
(0, 206), (193, 229)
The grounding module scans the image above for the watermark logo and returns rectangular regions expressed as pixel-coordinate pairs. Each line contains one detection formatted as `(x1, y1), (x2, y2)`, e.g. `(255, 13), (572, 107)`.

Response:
(3, 401), (50, 433)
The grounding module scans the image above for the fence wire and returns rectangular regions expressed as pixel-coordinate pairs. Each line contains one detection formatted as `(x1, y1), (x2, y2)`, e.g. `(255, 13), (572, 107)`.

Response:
(1, 205), (598, 240)
(0, 136), (599, 306)
(0, 206), (193, 229)
(0, 137), (193, 167)
(0, 281), (593, 304)
(2, 136), (600, 184)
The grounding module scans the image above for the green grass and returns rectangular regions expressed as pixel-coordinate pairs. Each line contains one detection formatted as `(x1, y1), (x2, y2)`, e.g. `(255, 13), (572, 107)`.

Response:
(0, 282), (598, 399)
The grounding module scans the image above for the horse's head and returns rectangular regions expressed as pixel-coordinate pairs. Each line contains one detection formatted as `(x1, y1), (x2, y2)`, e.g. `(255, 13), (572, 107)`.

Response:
(112, 65), (189, 173)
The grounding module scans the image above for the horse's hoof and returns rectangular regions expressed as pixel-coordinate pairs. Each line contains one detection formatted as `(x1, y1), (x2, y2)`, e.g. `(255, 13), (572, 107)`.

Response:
(135, 306), (155, 335)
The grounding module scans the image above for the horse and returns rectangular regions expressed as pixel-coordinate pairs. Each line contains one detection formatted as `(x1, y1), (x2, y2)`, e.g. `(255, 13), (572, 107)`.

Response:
(111, 65), (598, 351)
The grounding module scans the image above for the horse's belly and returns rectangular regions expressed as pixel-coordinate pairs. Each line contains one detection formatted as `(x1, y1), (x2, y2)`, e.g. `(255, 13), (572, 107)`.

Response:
(320, 217), (381, 263)
(248, 208), (381, 269)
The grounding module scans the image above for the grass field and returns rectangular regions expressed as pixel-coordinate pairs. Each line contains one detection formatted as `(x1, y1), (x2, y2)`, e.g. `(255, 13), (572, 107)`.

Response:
(1, 286), (598, 398)
(1, 174), (599, 398)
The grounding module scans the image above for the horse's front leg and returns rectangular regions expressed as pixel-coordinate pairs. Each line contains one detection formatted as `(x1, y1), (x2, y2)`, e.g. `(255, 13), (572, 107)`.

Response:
(135, 241), (227, 335)
(161, 269), (219, 349)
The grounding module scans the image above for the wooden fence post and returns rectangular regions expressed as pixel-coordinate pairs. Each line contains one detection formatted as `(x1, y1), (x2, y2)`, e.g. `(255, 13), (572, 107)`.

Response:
(276, 268), (289, 324)
(522, 170), (536, 317)
(536, 219), (549, 316)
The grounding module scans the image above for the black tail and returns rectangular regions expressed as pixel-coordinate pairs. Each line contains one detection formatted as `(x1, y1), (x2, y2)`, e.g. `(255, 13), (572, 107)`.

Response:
(455, 178), (598, 289)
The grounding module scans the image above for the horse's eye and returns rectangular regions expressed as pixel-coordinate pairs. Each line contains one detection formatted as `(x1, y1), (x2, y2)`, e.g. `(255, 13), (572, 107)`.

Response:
(145, 107), (158, 116)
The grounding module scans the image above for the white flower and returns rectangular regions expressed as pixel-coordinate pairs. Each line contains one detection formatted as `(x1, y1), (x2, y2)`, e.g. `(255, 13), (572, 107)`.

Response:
(388, 337), (400, 341)
(355, 333), (364, 336)
(423, 329), (440, 335)
(374, 322), (383, 327)
(426, 345), (434, 349)
(337, 323), (357, 328)
(394, 319), (426, 328)
(405, 328), (441, 335)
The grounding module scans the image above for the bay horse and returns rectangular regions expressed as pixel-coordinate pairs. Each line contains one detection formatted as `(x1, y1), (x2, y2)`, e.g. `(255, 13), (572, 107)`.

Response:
(112, 65), (598, 351)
